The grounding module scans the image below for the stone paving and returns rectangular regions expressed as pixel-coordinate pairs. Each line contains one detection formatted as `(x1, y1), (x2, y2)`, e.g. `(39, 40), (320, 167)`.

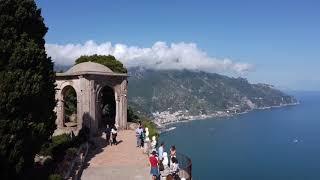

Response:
(81, 130), (150, 180)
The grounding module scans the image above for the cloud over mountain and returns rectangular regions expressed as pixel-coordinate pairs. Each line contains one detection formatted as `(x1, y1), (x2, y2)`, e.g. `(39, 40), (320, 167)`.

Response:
(45, 40), (253, 74)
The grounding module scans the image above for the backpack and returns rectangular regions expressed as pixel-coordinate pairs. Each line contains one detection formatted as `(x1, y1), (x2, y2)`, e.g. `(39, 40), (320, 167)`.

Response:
(140, 132), (145, 139)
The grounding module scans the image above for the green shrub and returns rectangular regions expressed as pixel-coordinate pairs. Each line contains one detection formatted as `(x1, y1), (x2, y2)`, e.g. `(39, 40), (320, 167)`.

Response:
(65, 147), (78, 158)
(127, 106), (159, 139)
(128, 106), (139, 122)
(40, 134), (72, 157)
(52, 134), (72, 145)
(43, 157), (53, 166)
(141, 118), (159, 139)
(48, 174), (63, 180)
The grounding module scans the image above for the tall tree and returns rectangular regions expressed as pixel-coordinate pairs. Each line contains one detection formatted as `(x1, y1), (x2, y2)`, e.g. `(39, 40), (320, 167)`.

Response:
(0, 0), (56, 178)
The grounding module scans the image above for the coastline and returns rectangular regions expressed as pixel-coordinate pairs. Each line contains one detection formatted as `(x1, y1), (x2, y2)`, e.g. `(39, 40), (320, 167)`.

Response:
(156, 102), (300, 131)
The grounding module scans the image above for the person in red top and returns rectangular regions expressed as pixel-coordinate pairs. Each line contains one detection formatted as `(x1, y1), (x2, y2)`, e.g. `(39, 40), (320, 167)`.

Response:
(149, 151), (160, 179)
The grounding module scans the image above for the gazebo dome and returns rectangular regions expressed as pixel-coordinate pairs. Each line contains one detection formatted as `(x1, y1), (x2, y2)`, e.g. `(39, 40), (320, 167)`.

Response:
(65, 61), (113, 74)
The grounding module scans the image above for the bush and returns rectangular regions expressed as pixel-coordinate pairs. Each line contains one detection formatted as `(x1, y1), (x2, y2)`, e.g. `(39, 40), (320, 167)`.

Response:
(128, 106), (139, 123)
(40, 134), (72, 158)
(141, 118), (159, 139)
(127, 106), (159, 139)
(65, 147), (78, 158)
(48, 174), (63, 180)
(52, 134), (72, 145)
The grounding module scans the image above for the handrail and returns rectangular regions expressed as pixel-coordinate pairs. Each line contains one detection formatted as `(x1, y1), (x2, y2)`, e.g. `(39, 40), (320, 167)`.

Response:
(176, 152), (192, 180)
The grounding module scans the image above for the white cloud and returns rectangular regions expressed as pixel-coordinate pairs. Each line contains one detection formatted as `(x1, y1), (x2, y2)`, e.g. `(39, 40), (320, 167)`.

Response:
(45, 40), (254, 74)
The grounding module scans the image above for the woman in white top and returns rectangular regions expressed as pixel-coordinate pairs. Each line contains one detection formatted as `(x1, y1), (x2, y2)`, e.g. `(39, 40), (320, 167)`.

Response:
(162, 152), (169, 168)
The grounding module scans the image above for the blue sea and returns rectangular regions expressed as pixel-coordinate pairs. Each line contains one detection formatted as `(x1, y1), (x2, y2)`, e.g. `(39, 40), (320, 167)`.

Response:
(160, 92), (320, 180)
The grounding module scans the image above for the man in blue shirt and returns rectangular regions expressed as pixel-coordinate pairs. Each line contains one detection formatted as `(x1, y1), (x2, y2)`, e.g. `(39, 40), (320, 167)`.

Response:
(158, 142), (165, 161)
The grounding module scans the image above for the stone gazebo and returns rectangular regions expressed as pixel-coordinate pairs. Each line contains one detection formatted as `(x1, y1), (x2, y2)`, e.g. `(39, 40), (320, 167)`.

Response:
(54, 62), (128, 135)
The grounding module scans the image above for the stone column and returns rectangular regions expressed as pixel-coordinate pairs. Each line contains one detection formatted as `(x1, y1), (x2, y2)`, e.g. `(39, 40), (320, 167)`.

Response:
(120, 79), (128, 129)
(79, 75), (88, 129)
(56, 99), (64, 128)
(95, 87), (102, 131)
(89, 79), (98, 135)
(76, 92), (82, 131)
(114, 86), (121, 129)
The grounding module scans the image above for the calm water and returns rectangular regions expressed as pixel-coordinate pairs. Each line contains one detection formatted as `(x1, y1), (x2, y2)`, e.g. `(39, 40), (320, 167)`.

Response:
(160, 92), (320, 180)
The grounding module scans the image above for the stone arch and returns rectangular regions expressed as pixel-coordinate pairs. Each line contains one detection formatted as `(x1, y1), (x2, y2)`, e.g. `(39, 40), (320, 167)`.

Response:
(60, 85), (78, 127)
(54, 62), (128, 136)
(55, 80), (82, 132)
(96, 84), (116, 129)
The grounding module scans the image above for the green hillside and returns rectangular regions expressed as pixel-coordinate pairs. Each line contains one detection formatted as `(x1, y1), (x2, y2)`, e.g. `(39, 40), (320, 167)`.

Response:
(128, 68), (297, 116)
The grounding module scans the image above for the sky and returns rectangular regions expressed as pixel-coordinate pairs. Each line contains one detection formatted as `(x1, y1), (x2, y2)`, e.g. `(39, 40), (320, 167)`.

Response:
(36, 0), (320, 91)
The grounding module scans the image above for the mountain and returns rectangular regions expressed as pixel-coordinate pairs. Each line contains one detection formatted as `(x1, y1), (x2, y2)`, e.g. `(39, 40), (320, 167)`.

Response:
(54, 64), (71, 72)
(128, 67), (297, 122)
(54, 64), (297, 123)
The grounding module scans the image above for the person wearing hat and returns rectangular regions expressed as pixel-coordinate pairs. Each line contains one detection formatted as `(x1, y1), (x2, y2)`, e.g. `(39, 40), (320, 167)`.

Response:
(149, 151), (160, 179)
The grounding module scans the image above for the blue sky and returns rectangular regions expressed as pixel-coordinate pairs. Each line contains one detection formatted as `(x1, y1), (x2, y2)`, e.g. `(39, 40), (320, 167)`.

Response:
(36, 0), (320, 91)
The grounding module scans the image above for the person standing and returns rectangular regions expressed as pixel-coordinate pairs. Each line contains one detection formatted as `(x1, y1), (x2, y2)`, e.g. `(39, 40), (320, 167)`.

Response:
(111, 125), (118, 146)
(105, 124), (111, 145)
(169, 157), (179, 179)
(149, 151), (160, 180)
(170, 145), (177, 167)
(135, 125), (143, 147)
(140, 128), (146, 148)
(170, 145), (176, 158)
(158, 142), (165, 161)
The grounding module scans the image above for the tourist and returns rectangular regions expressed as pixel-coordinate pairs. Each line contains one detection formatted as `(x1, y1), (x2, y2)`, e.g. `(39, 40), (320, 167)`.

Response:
(158, 142), (164, 161)
(135, 125), (143, 147)
(169, 145), (177, 167)
(140, 128), (146, 148)
(160, 152), (170, 178)
(162, 152), (169, 168)
(111, 125), (118, 146)
(105, 124), (111, 145)
(170, 145), (176, 158)
(169, 157), (179, 179)
(149, 151), (160, 180)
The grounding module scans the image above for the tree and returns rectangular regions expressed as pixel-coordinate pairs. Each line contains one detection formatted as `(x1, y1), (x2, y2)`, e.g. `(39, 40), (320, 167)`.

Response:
(0, 0), (56, 178)
(75, 54), (127, 73)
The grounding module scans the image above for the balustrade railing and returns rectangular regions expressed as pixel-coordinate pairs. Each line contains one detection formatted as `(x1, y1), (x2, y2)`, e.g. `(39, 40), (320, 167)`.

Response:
(176, 152), (192, 180)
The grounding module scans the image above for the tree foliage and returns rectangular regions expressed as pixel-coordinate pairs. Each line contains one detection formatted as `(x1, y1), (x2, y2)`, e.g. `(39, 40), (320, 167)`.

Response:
(64, 87), (77, 118)
(0, 0), (56, 178)
(75, 54), (127, 73)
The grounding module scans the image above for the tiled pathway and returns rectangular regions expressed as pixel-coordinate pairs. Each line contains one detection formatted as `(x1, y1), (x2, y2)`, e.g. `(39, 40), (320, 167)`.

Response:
(81, 130), (150, 180)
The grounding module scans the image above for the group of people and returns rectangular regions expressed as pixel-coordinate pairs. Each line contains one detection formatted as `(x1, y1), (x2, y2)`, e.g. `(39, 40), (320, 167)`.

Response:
(134, 122), (181, 179)
(149, 143), (180, 180)
(105, 124), (118, 146)
(135, 123), (146, 148)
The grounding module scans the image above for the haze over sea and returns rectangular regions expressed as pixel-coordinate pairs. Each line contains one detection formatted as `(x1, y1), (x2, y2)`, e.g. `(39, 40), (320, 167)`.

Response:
(161, 92), (320, 180)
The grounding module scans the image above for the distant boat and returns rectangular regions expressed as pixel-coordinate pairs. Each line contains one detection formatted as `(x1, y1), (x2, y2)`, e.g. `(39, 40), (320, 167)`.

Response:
(293, 139), (299, 143)
(167, 127), (176, 131)
(162, 127), (176, 133)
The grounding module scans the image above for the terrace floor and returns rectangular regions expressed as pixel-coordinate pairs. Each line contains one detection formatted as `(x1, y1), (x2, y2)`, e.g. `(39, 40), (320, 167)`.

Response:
(80, 130), (150, 180)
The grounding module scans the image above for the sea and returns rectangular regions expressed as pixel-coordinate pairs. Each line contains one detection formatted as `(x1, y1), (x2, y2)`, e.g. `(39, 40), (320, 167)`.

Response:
(160, 92), (320, 180)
